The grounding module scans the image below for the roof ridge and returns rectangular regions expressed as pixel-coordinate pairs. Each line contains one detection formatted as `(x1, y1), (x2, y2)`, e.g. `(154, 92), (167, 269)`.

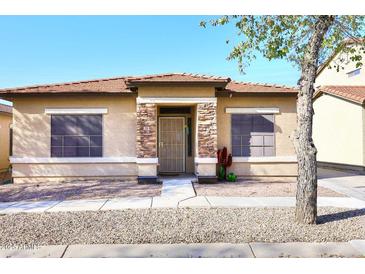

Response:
(126, 72), (230, 82)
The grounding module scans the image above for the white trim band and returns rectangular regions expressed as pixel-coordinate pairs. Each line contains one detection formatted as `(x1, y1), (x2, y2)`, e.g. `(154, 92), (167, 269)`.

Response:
(45, 108), (108, 115)
(194, 157), (218, 164)
(232, 156), (297, 163)
(137, 97), (217, 104)
(225, 107), (280, 114)
(136, 158), (159, 164)
(10, 157), (136, 164)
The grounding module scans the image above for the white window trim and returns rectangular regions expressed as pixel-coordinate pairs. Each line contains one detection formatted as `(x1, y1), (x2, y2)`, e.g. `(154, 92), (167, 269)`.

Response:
(10, 156), (136, 164)
(137, 97), (217, 104)
(225, 107), (280, 114)
(194, 157), (218, 164)
(232, 155), (297, 163)
(45, 108), (108, 115)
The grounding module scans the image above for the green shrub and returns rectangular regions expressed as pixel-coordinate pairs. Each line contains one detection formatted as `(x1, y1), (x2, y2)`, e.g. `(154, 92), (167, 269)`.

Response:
(227, 172), (237, 182)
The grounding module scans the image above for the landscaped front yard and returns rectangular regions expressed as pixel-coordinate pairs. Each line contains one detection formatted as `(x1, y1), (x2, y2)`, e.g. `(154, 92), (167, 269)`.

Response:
(0, 208), (364, 245)
(194, 177), (344, 197)
(0, 178), (162, 202)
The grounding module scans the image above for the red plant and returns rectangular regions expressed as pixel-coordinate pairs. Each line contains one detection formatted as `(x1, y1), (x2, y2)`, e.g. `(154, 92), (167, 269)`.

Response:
(217, 147), (232, 180)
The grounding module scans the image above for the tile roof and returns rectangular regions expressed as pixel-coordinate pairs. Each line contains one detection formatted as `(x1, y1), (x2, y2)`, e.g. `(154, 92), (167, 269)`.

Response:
(0, 103), (12, 114)
(127, 73), (230, 84)
(316, 85), (365, 104)
(0, 77), (131, 94)
(223, 81), (298, 94)
(0, 72), (297, 95)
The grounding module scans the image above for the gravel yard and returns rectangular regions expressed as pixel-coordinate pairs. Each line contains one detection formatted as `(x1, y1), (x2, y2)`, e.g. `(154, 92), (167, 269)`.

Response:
(0, 179), (161, 202)
(0, 207), (364, 245)
(194, 178), (344, 197)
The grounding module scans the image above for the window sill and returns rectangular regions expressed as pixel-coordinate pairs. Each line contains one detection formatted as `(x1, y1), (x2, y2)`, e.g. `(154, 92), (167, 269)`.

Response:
(10, 157), (136, 164)
(232, 156), (297, 163)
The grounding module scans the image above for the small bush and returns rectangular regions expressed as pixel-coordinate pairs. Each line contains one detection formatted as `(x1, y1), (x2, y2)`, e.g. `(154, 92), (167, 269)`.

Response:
(227, 172), (237, 182)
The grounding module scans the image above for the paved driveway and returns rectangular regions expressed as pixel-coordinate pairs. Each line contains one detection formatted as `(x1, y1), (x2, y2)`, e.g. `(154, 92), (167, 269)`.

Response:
(318, 168), (365, 201)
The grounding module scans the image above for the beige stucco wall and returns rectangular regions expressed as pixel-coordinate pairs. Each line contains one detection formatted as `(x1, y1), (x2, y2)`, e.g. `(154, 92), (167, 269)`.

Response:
(10, 86), (298, 179)
(0, 113), (11, 170)
(12, 95), (136, 158)
(137, 86), (216, 98)
(217, 96), (297, 155)
(217, 95), (298, 176)
(313, 93), (364, 166)
(316, 45), (365, 87)
(13, 163), (137, 178)
(11, 94), (137, 178)
(229, 163), (298, 177)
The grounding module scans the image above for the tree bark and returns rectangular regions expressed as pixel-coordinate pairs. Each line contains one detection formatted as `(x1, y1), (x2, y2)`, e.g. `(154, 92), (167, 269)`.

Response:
(294, 16), (335, 224)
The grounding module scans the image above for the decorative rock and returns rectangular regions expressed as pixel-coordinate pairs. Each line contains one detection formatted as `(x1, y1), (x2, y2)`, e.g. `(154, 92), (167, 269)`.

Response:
(136, 103), (157, 158)
(197, 102), (217, 158)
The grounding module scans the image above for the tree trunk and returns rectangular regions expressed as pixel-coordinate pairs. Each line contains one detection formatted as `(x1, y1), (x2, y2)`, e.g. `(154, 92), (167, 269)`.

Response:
(294, 16), (335, 224)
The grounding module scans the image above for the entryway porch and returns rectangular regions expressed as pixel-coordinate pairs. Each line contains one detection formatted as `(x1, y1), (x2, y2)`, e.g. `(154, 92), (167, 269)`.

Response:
(135, 97), (218, 184)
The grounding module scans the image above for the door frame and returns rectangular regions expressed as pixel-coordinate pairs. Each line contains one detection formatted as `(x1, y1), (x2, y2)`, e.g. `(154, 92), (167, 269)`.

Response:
(158, 116), (186, 173)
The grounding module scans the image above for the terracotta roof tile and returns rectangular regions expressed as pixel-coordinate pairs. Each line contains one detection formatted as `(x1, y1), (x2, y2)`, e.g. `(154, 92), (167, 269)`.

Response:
(316, 85), (365, 104)
(0, 103), (12, 114)
(126, 73), (230, 84)
(0, 72), (297, 95)
(0, 77), (131, 94)
(224, 81), (298, 94)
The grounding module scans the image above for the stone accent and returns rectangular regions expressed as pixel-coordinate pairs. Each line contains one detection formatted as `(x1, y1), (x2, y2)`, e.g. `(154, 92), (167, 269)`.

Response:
(197, 102), (217, 158)
(136, 103), (157, 158)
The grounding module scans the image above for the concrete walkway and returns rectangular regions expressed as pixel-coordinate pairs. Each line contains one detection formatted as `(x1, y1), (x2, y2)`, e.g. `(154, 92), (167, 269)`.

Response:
(1, 241), (364, 258)
(318, 168), (365, 201)
(0, 179), (365, 213)
(1, 174), (365, 214)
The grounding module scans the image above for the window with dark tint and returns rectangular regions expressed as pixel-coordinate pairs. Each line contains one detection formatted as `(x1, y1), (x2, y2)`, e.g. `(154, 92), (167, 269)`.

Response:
(51, 115), (102, 157)
(231, 114), (275, 157)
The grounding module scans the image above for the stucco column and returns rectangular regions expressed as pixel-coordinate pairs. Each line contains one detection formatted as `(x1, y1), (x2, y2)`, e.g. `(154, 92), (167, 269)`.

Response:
(195, 101), (218, 183)
(136, 102), (158, 183)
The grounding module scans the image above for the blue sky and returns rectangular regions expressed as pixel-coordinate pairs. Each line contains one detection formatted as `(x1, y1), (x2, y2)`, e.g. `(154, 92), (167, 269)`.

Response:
(0, 16), (300, 100)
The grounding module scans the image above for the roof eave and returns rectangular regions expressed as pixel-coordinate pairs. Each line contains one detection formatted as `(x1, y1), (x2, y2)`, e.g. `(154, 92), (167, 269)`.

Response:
(216, 89), (298, 97)
(0, 90), (137, 96)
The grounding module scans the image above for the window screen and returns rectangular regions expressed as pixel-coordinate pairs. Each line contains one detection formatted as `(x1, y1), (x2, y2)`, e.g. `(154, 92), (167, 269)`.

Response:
(231, 114), (275, 157)
(51, 115), (103, 157)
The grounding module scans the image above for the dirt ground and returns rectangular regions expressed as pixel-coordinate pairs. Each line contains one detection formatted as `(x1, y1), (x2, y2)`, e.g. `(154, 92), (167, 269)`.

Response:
(193, 177), (345, 197)
(0, 178), (162, 202)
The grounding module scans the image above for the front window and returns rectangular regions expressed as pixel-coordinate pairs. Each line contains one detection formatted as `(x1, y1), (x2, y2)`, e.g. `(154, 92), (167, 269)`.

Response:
(231, 114), (275, 157)
(51, 115), (103, 157)
(347, 68), (361, 77)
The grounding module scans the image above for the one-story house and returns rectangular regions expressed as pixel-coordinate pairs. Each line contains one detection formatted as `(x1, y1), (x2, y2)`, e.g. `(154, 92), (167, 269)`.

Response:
(314, 41), (365, 173)
(0, 103), (12, 172)
(0, 73), (298, 184)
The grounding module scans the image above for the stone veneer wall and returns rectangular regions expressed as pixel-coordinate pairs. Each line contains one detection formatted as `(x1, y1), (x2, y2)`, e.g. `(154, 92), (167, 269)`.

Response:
(136, 103), (157, 158)
(197, 102), (217, 158)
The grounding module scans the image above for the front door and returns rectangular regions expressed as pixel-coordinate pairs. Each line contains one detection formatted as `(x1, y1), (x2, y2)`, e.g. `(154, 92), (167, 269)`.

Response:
(159, 117), (185, 173)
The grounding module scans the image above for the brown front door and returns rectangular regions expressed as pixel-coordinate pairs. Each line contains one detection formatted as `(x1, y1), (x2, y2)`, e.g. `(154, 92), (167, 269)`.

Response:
(158, 117), (185, 173)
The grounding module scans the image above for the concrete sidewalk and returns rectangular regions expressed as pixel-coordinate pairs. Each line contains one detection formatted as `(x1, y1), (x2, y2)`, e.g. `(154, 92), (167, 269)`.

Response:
(318, 168), (365, 201)
(1, 241), (364, 258)
(1, 174), (365, 214)
(1, 196), (364, 214)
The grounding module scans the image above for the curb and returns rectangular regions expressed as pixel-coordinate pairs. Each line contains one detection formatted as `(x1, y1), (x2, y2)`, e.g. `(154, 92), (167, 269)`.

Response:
(349, 240), (365, 256)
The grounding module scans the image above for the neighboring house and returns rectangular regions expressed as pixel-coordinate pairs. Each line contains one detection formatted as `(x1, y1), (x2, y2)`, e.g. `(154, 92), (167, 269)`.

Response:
(0, 73), (298, 184)
(314, 40), (365, 172)
(0, 103), (12, 171)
